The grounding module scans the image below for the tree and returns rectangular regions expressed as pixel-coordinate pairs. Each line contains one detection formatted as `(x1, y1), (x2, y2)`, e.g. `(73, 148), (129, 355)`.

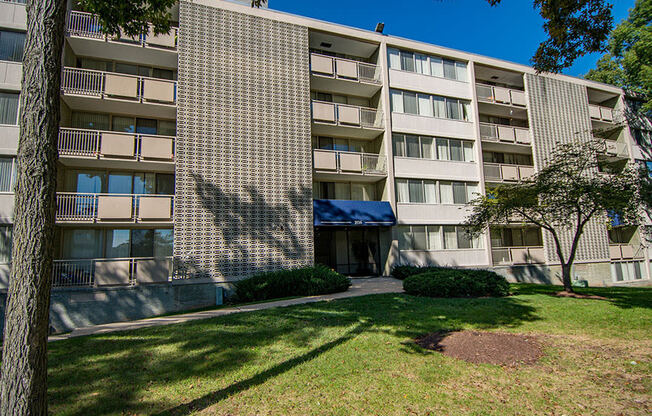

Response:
(0, 0), (263, 414)
(585, 0), (652, 111)
(464, 139), (643, 292)
(487, 0), (614, 73)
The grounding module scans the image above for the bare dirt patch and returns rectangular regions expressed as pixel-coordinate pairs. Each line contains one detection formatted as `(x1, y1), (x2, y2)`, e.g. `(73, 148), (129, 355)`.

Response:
(554, 291), (608, 300)
(415, 330), (543, 366)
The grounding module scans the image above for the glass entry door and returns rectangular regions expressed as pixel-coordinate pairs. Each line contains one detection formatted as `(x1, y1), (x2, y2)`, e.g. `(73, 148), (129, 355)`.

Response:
(314, 227), (381, 276)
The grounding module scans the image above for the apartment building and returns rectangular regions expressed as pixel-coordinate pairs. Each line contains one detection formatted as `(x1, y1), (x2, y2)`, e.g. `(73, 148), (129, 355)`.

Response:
(0, 0), (649, 330)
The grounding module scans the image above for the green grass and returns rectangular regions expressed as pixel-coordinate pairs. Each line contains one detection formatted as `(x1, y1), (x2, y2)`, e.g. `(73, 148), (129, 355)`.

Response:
(46, 284), (652, 415)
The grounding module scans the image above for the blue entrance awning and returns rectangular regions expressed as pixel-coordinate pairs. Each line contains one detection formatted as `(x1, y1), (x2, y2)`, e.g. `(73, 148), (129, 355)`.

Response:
(313, 199), (396, 226)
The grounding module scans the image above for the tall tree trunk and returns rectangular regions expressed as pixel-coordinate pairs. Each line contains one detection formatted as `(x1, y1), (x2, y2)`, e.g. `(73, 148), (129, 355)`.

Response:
(561, 263), (573, 292)
(1, 1), (67, 414)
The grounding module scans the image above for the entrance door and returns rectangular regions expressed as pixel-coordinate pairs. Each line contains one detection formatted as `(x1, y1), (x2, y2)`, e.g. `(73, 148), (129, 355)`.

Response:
(314, 227), (381, 276)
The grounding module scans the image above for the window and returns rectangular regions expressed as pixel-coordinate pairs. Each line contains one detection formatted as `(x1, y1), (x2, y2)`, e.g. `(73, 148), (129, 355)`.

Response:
(388, 48), (468, 81)
(0, 92), (19, 125)
(112, 116), (135, 133)
(396, 179), (478, 204)
(72, 112), (110, 131)
(611, 261), (643, 282)
(105, 229), (131, 258)
(64, 170), (174, 195)
(483, 151), (533, 166)
(314, 182), (376, 201)
(490, 227), (542, 247)
(398, 225), (482, 250)
(0, 225), (12, 263)
(61, 228), (173, 259)
(393, 134), (474, 161)
(389, 89), (471, 121)
(0, 157), (15, 192)
(0, 30), (25, 63)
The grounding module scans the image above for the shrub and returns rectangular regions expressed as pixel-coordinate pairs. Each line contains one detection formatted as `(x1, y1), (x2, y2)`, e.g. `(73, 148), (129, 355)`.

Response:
(234, 264), (351, 302)
(403, 267), (509, 298)
(391, 265), (441, 280)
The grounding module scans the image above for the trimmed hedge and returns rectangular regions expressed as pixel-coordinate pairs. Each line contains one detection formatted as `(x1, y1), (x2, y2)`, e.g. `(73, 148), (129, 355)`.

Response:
(403, 267), (509, 298)
(392, 265), (439, 280)
(234, 264), (351, 302)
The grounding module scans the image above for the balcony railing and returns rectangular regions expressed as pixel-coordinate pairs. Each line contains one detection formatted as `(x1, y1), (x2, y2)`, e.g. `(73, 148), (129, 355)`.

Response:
(58, 127), (175, 161)
(492, 246), (545, 265)
(56, 193), (173, 223)
(483, 163), (535, 182)
(67, 10), (178, 49)
(61, 67), (177, 104)
(52, 256), (173, 288)
(589, 104), (615, 123)
(479, 122), (531, 145)
(313, 149), (387, 175)
(476, 84), (527, 107)
(310, 53), (381, 84)
(311, 100), (384, 129)
(601, 140), (629, 158)
(609, 244), (644, 261)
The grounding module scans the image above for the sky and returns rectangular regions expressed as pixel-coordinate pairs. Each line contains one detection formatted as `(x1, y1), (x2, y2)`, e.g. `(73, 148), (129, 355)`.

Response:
(268, 0), (635, 78)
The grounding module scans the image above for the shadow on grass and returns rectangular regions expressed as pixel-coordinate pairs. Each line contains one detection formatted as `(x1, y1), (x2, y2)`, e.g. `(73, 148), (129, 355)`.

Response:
(46, 293), (540, 415)
(511, 283), (652, 309)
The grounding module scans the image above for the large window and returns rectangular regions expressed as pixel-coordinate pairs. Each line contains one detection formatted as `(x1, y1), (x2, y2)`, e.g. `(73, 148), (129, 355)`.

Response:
(313, 181), (376, 201)
(390, 89), (472, 121)
(0, 30), (26, 63)
(396, 179), (478, 204)
(0, 157), (16, 192)
(315, 136), (374, 153)
(611, 261), (644, 282)
(398, 225), (483, 250)
(64, 169), (174, 195)
(0, 225), (12, 263)
(78, 58), (176, 80)
(393, 134), (474, 161)
(0, 92), (19, 125)
(483, 151), (533, 166)
(71, 112), (176, 136)
(61, 228), (173, 259)
(388, 48), (468, 82)
(490, 227), (542, 247)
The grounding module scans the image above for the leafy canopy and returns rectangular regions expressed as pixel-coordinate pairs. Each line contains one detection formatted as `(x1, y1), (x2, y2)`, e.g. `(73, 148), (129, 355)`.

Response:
(488, 0), (614, 73)
(585, 0), (652, 111)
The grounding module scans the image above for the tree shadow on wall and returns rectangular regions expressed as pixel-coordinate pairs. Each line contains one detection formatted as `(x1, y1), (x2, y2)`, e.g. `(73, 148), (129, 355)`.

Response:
(173, 173), (313, 280)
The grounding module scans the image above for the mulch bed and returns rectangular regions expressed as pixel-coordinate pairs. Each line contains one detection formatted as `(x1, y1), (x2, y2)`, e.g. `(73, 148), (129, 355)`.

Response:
(554, 291), (608, 300)
(415, 330), (543, 366)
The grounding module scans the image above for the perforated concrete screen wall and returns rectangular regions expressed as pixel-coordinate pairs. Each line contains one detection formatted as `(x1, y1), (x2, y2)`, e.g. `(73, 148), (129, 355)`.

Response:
(175, 1), (313, 280)
(525, 74), (610, 262)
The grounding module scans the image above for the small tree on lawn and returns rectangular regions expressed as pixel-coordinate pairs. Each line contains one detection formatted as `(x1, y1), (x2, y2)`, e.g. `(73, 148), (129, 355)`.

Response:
(465, 139), (644, 292)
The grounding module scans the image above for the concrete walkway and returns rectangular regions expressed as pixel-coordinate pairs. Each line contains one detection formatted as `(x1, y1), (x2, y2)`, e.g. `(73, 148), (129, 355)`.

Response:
(49, 277), (403, 342)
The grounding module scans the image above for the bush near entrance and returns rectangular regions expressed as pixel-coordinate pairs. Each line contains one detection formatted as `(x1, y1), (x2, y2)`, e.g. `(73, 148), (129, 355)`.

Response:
(234, 264), (351, 302)
(403, 267), (509, 298)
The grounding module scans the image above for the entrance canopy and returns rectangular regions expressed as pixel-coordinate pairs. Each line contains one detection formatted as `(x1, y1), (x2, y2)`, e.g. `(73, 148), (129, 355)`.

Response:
(313, 199), (396, 227)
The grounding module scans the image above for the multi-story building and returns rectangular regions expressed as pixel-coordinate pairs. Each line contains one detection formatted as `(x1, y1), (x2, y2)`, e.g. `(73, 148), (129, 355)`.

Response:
(0, 0), (649, 331)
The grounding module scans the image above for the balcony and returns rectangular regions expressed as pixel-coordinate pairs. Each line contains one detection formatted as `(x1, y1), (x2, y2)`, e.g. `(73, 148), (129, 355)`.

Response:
(310, 53), (381, 97)
(313, 149), (386, 181)
(52, 256), (172, 288)
(60, 67), (176, 118)
(476, 84), (527, 107)
(58, 127), (175, 171)
(483, 163), (535, 182)
(479, 122), (531, 145)
(65, 10), (177, 67)
(492, 246), (545, 265)
(609, 244), (643, 261)
(56, 193), (173, 224)
(601, 140), (629, 159)
(311, 100), (384, 139)
(589, 104), (615, 123)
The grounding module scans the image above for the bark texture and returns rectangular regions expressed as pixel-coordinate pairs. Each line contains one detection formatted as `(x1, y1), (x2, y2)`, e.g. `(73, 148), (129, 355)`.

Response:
(0, 1), (67, 414)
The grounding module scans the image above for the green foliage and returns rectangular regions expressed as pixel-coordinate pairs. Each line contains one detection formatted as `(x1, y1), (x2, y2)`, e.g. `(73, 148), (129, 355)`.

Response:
(403, 267), (510, 298)
(391, 265), (433, 280)
(489, 0), (613, 73)
(234, 265), (351, 302)
(585, 0), (652, 111)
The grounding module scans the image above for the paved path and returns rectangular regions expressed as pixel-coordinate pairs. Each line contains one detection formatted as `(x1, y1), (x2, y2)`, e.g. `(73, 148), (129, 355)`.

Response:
(49, 277), (403, 342)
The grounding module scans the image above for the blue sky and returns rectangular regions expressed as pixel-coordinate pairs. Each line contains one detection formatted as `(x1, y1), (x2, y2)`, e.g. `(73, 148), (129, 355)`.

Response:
(269, 0), (635, 77)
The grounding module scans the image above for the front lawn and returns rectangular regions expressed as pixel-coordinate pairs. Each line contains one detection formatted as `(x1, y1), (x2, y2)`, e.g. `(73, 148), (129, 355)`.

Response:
(46, 284), (651, 415)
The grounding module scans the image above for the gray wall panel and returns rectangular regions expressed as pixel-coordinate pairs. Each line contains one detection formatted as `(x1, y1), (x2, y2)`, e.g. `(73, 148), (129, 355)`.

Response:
(175, 1), (313, 280)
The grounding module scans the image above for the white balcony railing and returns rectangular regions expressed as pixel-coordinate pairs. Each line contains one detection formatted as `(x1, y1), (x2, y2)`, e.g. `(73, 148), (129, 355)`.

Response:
(58, 127), (175, 161)
(492, 246), (545, 265)
(56, 193), (173, 223)
(313, 149), (387, 175)
(479, 122), (531, 145)
(67, 10), (178, 49)
(589, 104), (615, 123)
(483, 163), (535, 182)
(476, 84), (527, 107)
(310, 53), (381, 84)
(61, 67), (177, 104)
(52, 256), (173, 288)
(609, 244), (644, 260)
(311, 100), (384, 129)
